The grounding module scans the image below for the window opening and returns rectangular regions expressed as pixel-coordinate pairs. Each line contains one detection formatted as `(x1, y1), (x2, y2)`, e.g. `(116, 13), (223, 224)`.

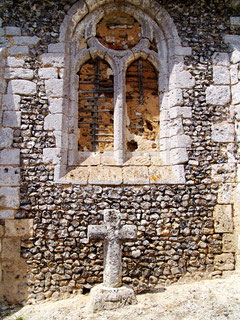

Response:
(126, 58), (159, 152)
(78, 58), (114, 152)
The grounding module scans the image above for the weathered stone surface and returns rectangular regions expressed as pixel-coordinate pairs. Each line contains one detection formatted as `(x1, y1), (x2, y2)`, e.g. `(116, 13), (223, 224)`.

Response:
(0, 149), (20, 165)
(64, 167), (89, 184)
(0, 210), (15, 219)
(39, 53), (64, 67)
(0, 128), (13, 148)
(2, 111), (21, 128)
(206, 85), (230, 105)
(89, 284), (137, 312)
(6, 57), (25, 67)
(5, 219), (33, 238)
(44, 114), (66, 131)
(48, 43), (65, 53)
(8, 46), (29, 55)
(123, 166), (149, 184)
(38, 68), (58, 79)
(222, 234), (236, 252)
(48, 98), (64, 113)
(0, 167), (20, 186)
(232, 82), (240, 105)
(89, 167), (122, 185)
(13, 36), (40, 45)
(5, 68), (34, 80)
(212, 52), (230, 66)
(0, 187), (19, 209)
(214, 253), (234, 271)
(4, 26), (21, 36)
(213, 66), (230, 85)
(217, 184), (235, 204)
(167, 89), (183, 107)
(212, 122), (234, 142)
(45, 79), (64, 97)
(212, 163), (236, 183)
(7, 80), (36, 95)
(213, 205), (233, 233)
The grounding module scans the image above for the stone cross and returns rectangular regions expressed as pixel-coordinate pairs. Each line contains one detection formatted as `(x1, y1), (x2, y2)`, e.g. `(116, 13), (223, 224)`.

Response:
(88, 209), (137, 288)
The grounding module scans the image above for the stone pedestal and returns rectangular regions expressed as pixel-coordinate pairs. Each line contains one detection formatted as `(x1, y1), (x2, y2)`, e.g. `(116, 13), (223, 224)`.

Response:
(89, 284), (137, 312)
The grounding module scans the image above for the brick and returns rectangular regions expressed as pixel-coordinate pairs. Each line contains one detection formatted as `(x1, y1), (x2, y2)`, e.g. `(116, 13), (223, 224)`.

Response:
(0, 149), (20, 165)
(0, 187), (19, 209)
(45, 79), (64, 97)
(213, 205), (233, 233)
(4, 27), (21, 36)
(0, 128), (13, 148)
(213, 66), (230, 85)
(5, 219), (33, 238)
(7, 79), (36, 95)
(13, 36), (40, 45)
(212, 122), (234, 142)
(206, 85), (230, 105)
(2, 111), (21, 128)
(38, 67), (58, 79)
(5, 67), (34, 80)
(8, 46), (29, 55)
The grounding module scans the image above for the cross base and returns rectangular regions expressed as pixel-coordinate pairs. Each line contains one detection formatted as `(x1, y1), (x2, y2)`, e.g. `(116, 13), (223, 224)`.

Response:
(88, 284), (137, 312)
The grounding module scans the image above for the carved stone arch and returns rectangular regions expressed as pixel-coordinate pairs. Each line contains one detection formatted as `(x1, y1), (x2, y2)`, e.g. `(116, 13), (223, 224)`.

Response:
(51, 0), (194, 184)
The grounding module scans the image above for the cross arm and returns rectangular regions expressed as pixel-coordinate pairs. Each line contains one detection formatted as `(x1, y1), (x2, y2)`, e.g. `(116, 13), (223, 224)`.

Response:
(119, 225), (137, 241)
(88, 225), (107, 241)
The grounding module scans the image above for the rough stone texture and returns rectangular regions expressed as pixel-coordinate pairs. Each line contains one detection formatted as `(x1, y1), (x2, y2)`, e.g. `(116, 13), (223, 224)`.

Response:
(206, 85), (231, 106)
(214, 253), (235, 271)
(213, 205), (233, 233)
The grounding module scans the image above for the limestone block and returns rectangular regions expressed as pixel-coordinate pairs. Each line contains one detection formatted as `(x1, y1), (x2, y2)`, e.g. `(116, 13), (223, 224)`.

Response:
(6, 57), (25, 67)
(0, 210), (15, 219)
(4, 27), (21, 36)
(0, 149), (20, 165)
(214, 253), (234, 271)
(150, 151), (169, 165)
(213, 66), (230, 85)
(43, 148), (67, 165)
(2, 238), (21, 260)
(13, 36), (40, 45)
(230, 49), (240, 64)
(44, 114), (67, 131)
(124, 153), (150, 166)
(39, 53), (64, 67)
(212, 52), (230, 66)
(38, 68), (58, 79)
(167, 89), (183, 107)
(206, 85), (230, 105)
(8, 46), (29, 55)
(170, 135), (192, 149)
(0, 77), (6, 94)
(170, 148), (189, 165)
(0, 128), (13, 148)
(7, 79), (36, 96)
(2, 111), (21, 128)
(176, 71), (195, 89)
(222, 234), (236, 252)
(45, 79), (64, 97)
(169, 106), (192, 119)
(217, 183), (235, 204)
(53, 131), (68, 149)
(230, 64), (239, 85)
(149, 165), (185, 184)
(213, 205), (233, 233)
(123, 166), (148, 184)
(64, 167), (89, 184)
(0, 167), (20, 186)
(212, 163), (236, 183)
(175, 46), (192, 56)
(89, 167), (122, 185)
(5, 67), (34, 80)
(212, 122), (234, 142)
(78, 153), (101, 165)
(5, 219), (33, 238)
(48, 43), (65, 53)
(169, 118), (184, 136)
(0, 187), (19, 208)
(48, 98), (64, 113)
(232, 82), (240, 105)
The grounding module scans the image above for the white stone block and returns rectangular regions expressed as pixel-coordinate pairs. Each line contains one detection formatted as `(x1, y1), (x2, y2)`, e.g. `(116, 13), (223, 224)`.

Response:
(170, 148), (188, 164)
(5, 67), (34, 80)
(213, 205), (233, 233)
(169, 106), (192, 119)
(231, 49), (240, 64)
(8, 45), (29, 55)
(232, 82), (240, 105)
(0, 187), (19, 209)
(217, 183), (235, 204)
(170, 135), (192, 149)
(0, 210), (15, 219)
(48, 43), (65, 53)
(212, 52), (230, 66)
(2, 94), (21, 110)
(0, 128), (13, 148)
(206, 85), (230, 105)
(213, 66), (230, 85)
(0, 167), (20, 186)
(212, 122), (234, 142)
(49, 98), (64, 113)
(176, 71), (195, 88)
(45, 79), (64, 97)
(0, 149), (20, 165)
(7, 79), (36, 95)
(39, 53), (64, 67)
(175, 46), (192, 56)
(38, 67), (58, 79)
(230, 64), (238, 85)
(168, 89), (183, 107)
(6, 57), (25, 67)
(43, 148), (67, 165)
(0, 77), (6, 93)
(54, 131), (68, 148)
(4, 27), (21, 35)
(13, 36), (40, 45)
(169, 118), (184, 136)
(212, 163), (236, 183)
(44, 114), (66, 131)
(2, 111), (21, 128)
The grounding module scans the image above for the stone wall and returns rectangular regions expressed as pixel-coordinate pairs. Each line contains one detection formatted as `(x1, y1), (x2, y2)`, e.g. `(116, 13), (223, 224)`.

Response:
(0, 0), (240, 304)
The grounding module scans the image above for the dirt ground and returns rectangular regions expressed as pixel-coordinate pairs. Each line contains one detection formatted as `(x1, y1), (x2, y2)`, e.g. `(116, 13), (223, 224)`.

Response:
(1, 272), (240, 320)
